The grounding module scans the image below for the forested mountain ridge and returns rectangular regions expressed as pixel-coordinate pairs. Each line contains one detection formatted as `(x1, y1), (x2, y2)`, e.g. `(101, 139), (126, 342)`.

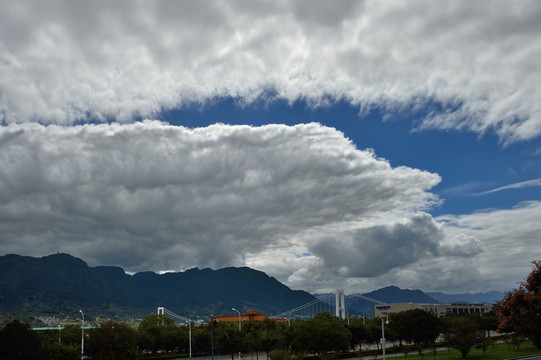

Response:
(0, 253), (315, 320)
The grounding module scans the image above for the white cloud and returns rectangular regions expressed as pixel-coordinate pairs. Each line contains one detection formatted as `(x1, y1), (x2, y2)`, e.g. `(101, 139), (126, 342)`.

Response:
(434, 201), (541, 291)
(439, 233), (484, 257)
(472, 178), (541, 196)
(1, 1), (540, 142)
(0, 122), (441, 283)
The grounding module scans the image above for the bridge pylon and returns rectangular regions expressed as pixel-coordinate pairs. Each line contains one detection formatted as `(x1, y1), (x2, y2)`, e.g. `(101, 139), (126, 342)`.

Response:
(335, 289), (345, 319)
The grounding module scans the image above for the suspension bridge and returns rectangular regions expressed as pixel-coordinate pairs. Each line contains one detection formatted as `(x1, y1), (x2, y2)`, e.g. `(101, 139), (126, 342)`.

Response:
(31, 290), (384, 333)
(153, 289), (386, 324)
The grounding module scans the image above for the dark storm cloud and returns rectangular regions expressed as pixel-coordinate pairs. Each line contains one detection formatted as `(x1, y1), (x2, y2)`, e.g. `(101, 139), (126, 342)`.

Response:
(311, 214), (443, 277)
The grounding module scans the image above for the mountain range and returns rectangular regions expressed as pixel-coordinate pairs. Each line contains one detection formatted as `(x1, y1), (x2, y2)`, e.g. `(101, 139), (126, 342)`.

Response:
(0, 253), (314, 320)
(427, 291), (504, 304)
(0, 253), (502, 321)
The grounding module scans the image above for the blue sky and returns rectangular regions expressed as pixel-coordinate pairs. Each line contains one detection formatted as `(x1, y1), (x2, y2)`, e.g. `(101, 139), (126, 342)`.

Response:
(1, 0), (540, 295)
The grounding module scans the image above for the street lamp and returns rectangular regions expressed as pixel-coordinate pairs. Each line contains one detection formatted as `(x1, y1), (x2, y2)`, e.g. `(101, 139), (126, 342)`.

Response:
(232, 308), (241, 331)
(210, 315), (215, 360)
(344, 308), (350, 325)
(381, 314), (389, 360)
(232, 308), (242, 360)
(363, 308), (371, 324)
(79, 310), (84, 360)
(189, 311), (195, 358)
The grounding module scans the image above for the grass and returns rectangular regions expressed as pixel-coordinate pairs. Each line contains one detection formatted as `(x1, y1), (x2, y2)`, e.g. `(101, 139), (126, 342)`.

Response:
(383, 341), (541, 360)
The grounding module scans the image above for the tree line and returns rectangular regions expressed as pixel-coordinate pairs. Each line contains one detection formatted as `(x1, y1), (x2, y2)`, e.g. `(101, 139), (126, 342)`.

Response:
(1, 260), (539, 360)
(0, 310), (507, 360)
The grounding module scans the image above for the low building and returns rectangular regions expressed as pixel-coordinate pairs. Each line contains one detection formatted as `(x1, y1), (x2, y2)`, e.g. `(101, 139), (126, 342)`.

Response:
(212, 309), (268, 323)
(374, 303), (491, 317)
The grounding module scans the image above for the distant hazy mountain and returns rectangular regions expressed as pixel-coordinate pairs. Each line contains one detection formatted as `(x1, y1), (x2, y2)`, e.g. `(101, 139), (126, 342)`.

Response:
(0, 253), (315, 320)
(315, 285), (440, 317)
(343, 286), (441, 316)
(426, 291), (504, 304)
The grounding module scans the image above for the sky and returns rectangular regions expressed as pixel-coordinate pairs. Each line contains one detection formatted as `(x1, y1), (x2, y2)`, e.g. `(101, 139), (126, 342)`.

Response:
(1, 0), (540, 296)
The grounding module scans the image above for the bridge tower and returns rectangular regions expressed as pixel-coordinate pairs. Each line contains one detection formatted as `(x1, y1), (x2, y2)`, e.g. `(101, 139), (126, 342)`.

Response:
(335, 289), (345, 319)
(157, 307), (165, 315)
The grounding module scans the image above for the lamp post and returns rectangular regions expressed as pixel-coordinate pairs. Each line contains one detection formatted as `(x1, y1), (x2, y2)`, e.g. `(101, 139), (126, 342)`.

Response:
(232, 308), (241, 360)
(79, 310), (84, 360)
(363, 308), (371, 324)
(189, 312), (195, 358)
(232, 308), (241, 331)
(210, 315), (214, 360)
(381, 314), (389, 360)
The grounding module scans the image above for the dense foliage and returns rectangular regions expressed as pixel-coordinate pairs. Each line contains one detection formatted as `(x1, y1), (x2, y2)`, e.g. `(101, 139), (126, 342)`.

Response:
(290, 312), (350, 353)
(495, 260), (541, 348)
(0, 319), (44, 360)
(441, 316), (484, 357)
(389, 309), (441, 349)
(87, 320), (138, 360)
(0, 310), (515, 360)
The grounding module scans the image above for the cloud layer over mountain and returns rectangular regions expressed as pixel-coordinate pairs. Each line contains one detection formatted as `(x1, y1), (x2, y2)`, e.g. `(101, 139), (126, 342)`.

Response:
(1, 122), (441, 285)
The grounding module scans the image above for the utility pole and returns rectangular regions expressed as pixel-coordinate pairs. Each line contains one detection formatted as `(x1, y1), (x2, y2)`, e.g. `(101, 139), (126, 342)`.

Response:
(79, 310), (84, 360)
(210, 315), (215, 360)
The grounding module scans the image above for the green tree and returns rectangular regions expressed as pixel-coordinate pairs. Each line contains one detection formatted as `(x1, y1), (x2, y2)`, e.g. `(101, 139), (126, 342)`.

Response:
(0, 319), (44, 360)
(475, 332), (494, 357)
(60, 324), (83, 347)
(391, 309), (441, 355)
(161, 325), (186, 353)
(364, 319), (382, 349)
(478, 311), (499, 337)
(137, 314), (176, 354)
(260, 318), (288, 356)
(44, 341), (81, 360)
(495, 260), (541, 348)
(192, 324), (211, 354)
(445, 317), (483, 357)
(291, 312), (350, 354)
(214, 321), (242, 360)
(37, 329), (79, 360)
(244, 321), (264, 358)
(275, 320), (294, 350)
(347, 317), (367, 349)
(87, 320), (138, 360)
(389, 312), (408, 347)
(242, 319), (287, 359)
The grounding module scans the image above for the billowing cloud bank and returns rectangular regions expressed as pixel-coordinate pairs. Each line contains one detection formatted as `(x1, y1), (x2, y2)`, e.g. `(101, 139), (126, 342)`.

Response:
(0, 122), (442, 283)
(1, 0), (541, 142)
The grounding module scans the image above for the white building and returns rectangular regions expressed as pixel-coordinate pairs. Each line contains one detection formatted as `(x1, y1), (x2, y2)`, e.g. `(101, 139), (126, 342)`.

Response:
(374, 303), (491, 317)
